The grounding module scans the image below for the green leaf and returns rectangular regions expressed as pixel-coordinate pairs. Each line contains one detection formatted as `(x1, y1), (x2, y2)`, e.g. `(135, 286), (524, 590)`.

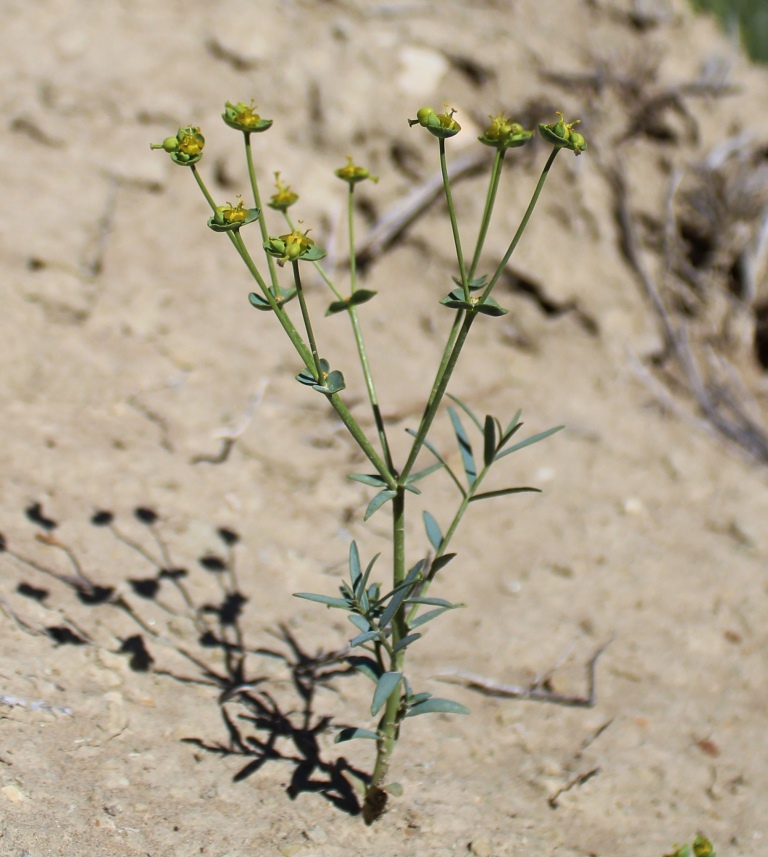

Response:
(293, 592), (350, 609)
(377, 561), (423, 623)
(356, 552), (381, 600)
(448, 407), (477, 486)
(446, 393), (483, 431)
(405, 428), (465, 497)
(452, 275), (487, 290)
(497, 420), (524, 452)
(403, 482), (422, 495)
(423, 511), (443, 551)
(503, 409), (523, 437)
(469, 487), (541, 502)
(325, 299), (350, 316)
(495, 425), (564, 460)
(348, 614), (371, 633)
(349, 289), (377, 306)
(407, 462), (445, 484)
(301, 244), (326, 262)
(334, 727), (379, 743)
(347, 473), (388, 488)
(364, 489), (397, 521)
(371, 671), (402, 716)
(405, 692), (432, 706)
(483, 414), (496, 468)
(348, 541), (361, 587)
(314, 369), (346, 394)
(406, 697), (469, 717)
(347, 656), (382, 683)
(383, 782), (403, 797)
(350, 629), (380, 648)
(393, 632), (421, 653)
(404, 596), (457, 607)
(409, 605), (456, 629)
(429, 553), (457, 575)
(475, 295), (509, 316)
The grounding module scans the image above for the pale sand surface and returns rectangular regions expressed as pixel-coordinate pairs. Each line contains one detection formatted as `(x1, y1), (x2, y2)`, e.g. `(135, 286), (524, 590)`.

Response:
(1, 1), (768, 854)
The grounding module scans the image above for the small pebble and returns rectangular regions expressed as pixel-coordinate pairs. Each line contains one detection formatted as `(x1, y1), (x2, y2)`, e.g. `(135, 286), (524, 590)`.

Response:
(469, 838), (492, 857)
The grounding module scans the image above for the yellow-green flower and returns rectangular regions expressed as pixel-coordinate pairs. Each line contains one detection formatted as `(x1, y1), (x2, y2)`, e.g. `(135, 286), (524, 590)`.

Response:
(334, 156), (379, 185)
(408, 104), (461, 139)
(222, 100), (273, 133)
(538, 111), (587, 155)
(264, 227), (326, 266)
(207, 196), (260, 232)
(150, 126), (205, 166)
(478, 114), (532, 151)
(267, 172), (299, 211)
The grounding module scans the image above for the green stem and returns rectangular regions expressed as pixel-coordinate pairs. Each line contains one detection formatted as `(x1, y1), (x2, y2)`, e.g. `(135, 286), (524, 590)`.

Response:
(190, 164), (217, 213)
(230, 233), (313, 369)
(348, 184), (358, 294)
(479, 147), (559, 305)
(328, 393), (397, 490)
(364, 487), (406, 824)
(292, 262), (323, 379)
(468, 148), (505, 282)
(284, 211), (345, 301)
(439, 138), (469, 302)
(400, 311), (475, 483)
(243, 133), (280, 290)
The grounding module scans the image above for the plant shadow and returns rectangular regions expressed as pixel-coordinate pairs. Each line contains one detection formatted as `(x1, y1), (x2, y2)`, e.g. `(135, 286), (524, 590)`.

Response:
(0, 503), (366, 816)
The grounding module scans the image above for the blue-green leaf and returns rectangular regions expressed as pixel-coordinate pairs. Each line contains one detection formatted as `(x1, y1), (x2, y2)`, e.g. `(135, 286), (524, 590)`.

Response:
(348, 614), (371, 633)
(404, 596), (457, 607)
(403, 482), (422, 495)
(469, 486), (541, 503)
(334, 727), (379, 743)
(347, 656), (382, 683)
(356, 552), (381, 600)
(372, 671), (402, 716)
(293, 592), (350, 609)
(497, 420), (524, 453)
(503, 409), (523, 437)
(364, 489), (397, 521)
(406, 697), (469, 717)
(429, 553), (457, 575)
(350, 629), (380, 648)
(347, 473), (388, 488)
(409, 605), (456, 629)
(494, 425), (564, 460)
(405, 428), (465, 497)
(446, 393), (483, 431)
(349, 541), (361, 587)
(393, 632), (421, 653)
(448, 407), (477, 486)
(423, 511), (443, 551)
(407, 462), (445, 483)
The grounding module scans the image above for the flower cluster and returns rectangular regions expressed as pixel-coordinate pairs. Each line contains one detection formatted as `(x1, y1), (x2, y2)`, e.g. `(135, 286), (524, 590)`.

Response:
(478, 114), (532, 151)
(264, 228), (325, 266)
(408, 104), (461, 139)
(334, 156), (378, 186)
(268, 172), (299, 211)
(222, 100), (273, 134)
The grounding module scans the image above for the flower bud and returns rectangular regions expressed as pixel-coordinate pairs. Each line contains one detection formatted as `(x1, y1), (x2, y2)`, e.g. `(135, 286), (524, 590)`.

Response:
(264, 227), (326, 266)
(222, 100), (273, 134)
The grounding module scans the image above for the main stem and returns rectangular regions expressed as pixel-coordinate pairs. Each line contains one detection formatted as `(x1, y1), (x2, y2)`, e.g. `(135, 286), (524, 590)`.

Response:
(363, 486), (406, 824)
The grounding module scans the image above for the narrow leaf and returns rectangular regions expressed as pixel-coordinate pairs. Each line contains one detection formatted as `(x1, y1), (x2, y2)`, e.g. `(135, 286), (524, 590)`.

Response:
(446, 393), (483, 431)
(404, 596), (457, 607)
(349, 541), (361, 587)
(348, 288), (377, 306)
(364, 489), (396, 521)
(334, 727), (379, 743)
(407, 461), (445, 483)
(347, 473), (388, 488)
(347, 656), (382, 683)
(495, 425), (564, 460)
(405, 428), (465, 497)
(409, 605), (455, 629)
(448, 407), (477, 486)
(423, 511), (443, 551)
(406, 692), (432, 706)
(406, 697), (469, 717)
(429, 553), (457, 576)
(348, 614), (371, 633)
(355, 552), (381, 600)
(371, 671), (402, 716)
(503, 409), (523, 436)
(393, 632), (421, 653)
(350, 629), (380, 648)
(293, 592), (350, 609)
(483, 414), (496, 468)
(497, 420), (524, 453)
(469, 487), (541, 503)
(379, 568), (421, 628)
(403, 482), (421, 495)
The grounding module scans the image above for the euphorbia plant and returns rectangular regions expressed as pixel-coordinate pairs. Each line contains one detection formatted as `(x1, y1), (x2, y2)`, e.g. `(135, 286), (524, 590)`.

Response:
(152, 99), (586, 823)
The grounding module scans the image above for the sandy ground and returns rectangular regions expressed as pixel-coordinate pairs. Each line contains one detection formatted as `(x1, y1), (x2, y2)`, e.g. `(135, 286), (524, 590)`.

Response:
(2, 0), (768, 854)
